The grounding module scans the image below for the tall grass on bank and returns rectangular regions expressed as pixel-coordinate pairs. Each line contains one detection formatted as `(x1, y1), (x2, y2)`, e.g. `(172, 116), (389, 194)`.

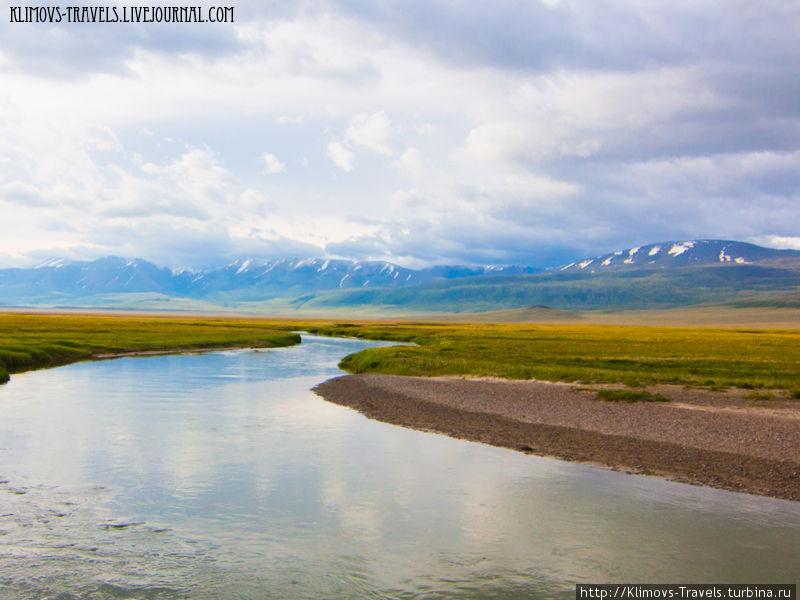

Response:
(300, 322), (800, 391)
(0, 313), (300, 383)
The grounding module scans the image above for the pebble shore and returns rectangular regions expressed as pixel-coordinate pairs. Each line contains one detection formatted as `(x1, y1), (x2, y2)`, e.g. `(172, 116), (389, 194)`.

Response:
(314, 374), (800, 502)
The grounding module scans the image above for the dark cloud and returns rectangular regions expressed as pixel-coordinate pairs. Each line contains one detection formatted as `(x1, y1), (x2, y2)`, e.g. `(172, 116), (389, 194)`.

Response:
(1, 1), (243, 77)
(326, 217), (586, 268)
(333, 0), (799, 73)
(347, 1), (800, 164)
(9, 1), (798, 80)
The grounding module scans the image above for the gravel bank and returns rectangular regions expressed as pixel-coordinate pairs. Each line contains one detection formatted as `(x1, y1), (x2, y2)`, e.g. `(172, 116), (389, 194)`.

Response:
(313, 374), (800, 501)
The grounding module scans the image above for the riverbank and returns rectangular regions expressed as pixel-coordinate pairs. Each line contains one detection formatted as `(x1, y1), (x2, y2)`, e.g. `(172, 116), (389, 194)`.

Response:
(313, 374), (800, 502)
(304, 322), (800, 392)
(0, 312), (301, 384)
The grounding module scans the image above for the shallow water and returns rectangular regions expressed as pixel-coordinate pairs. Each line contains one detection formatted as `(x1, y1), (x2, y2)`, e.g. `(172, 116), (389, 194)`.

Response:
(0, 335), (798, 598)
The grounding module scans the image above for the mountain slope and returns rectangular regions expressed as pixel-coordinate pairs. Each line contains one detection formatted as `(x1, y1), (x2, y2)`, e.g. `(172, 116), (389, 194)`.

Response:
(283, 264), (800, 312)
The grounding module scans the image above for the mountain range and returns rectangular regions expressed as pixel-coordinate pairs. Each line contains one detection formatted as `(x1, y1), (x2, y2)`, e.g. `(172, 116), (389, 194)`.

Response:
(1, 240), (799, 313)
(0, 256), (537, 307)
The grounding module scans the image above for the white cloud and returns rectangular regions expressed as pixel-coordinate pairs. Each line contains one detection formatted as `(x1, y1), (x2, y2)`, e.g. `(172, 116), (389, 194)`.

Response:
(261, 153), (286, 174)
(130, 147), (232, 219)
(754, 235), (800, 251)
(0, 2), (798, 268)
(276, 115), (305, 125)
(345, 111), (396, 155)
(0, 181), (49, 207)
(392, 147), (424, 177)
(326, 142), (354, 172)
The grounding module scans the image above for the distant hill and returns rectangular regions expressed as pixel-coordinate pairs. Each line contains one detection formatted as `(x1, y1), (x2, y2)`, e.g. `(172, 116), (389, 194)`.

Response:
(1, 240), (798, 313)
(292, 263), (800, 313)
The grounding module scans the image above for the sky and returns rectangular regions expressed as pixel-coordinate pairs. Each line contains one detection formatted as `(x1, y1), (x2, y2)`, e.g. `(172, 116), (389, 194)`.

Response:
(1, 0), (799, 269)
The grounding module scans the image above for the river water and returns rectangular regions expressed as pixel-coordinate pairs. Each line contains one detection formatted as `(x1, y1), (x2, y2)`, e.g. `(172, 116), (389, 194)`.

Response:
(0, 335), (798, 598)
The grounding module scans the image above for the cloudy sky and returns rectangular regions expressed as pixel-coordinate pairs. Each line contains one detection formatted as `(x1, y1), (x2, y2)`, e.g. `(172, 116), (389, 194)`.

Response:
(1, 0), (799, 269)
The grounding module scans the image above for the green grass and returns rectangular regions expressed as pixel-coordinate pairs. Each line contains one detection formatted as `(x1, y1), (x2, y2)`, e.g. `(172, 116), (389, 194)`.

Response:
(596, 389), (670, 403)
(5, 314), (800, 395)
(0, 313), (301, 383)
(299, 322), (800, 392)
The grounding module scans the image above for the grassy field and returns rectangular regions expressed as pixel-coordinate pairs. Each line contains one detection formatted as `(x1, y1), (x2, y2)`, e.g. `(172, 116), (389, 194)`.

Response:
(441, 304), (800, 329)
(301, 322), (800, 393)
(0, 313), (301, 384)
(3, 312), (800, 395)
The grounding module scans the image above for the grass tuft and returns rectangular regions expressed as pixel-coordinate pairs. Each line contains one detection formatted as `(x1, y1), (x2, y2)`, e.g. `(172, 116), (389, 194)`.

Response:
(596, 389), (670, 403)
(746, 391), (775, 400)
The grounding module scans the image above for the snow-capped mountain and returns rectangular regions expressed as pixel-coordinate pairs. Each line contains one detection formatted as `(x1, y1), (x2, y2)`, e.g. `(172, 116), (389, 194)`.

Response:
(1, 240), (797, 310)
(557, 240), (800, 272)
(193, 257), (417, 296)
(176, 257), (535, 297)
(0, 256), (178, 298)
(0, 255), (536, 305)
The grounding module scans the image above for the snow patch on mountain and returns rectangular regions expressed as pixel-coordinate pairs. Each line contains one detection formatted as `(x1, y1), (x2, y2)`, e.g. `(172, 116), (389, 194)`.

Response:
(623, 247), (640, 264)
(293, 258), (316, 270)
(668, 241), (695, 257)
(35, 258), (72, 269)
(236, 259), (253, 275)
(601, 251), (623, 266)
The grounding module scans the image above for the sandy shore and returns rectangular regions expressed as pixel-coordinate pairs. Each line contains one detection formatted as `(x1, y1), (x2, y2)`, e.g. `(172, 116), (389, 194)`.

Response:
(313, 374), (800, 502)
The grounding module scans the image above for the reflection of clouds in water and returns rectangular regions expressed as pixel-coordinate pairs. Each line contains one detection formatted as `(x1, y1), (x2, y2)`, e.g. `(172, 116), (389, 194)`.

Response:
(0, 369), (108, 488)
(315, 415), (800, 586)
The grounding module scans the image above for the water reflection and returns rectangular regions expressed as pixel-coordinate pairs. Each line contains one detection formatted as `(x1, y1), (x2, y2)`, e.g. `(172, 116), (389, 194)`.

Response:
(0, 335), (798, 598)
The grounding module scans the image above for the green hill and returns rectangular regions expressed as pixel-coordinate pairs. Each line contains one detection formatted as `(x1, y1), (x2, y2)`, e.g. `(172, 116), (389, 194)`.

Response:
(283, 264), (800, 313)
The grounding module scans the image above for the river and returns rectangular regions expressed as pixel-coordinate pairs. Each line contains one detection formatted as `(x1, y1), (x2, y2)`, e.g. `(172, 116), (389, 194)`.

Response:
(0, 335), (798, 598)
